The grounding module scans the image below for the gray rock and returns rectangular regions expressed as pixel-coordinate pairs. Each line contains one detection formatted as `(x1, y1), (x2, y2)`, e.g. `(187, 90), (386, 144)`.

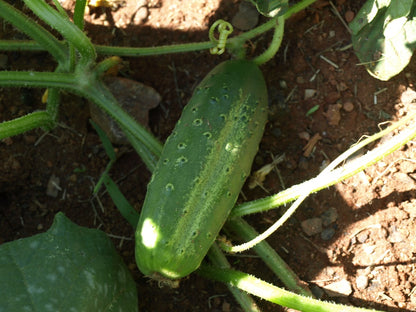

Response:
(231, 1), (259, 31)
(320, 227), (335, 241)
(301, 218), (323, 236)
(320, 207), (338, 226)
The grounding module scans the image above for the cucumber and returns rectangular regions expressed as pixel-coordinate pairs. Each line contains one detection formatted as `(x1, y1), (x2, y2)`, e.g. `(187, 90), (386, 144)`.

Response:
(135, 60), (268, 280)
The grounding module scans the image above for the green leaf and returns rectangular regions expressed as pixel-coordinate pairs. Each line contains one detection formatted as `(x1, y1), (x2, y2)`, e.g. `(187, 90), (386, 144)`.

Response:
(0, 212), (138, 312)
(351, 1), (416, 80)
(249, 0), (288, 17)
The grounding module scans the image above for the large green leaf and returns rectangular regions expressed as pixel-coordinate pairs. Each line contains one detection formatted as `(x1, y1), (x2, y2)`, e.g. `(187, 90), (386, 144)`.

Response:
(0, 212), (138, 312)
(351, 0), (416, 81)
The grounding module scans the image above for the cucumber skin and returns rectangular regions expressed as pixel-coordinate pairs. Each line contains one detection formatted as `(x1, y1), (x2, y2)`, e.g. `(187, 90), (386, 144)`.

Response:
(135, 60), (268, 280)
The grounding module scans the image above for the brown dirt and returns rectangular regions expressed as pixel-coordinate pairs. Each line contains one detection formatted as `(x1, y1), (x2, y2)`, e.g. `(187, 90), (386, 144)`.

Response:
(1, 0), (416, 311)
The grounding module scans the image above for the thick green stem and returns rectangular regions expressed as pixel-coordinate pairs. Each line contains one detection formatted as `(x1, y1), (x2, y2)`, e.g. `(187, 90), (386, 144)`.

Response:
(224, 218), (313, 298)
(82, 81), (164, 157)
(0, 71), (78, 88)
(197, 265), (381, 312)
(0, 111), (54, 139)
(73, 0), (87, 30)
(253, 16), (284, 65)
(207, 244), (262, 312)
(0, 1), (67, 64)
(231, 113), (416, 217)
(23, 0), (96, 64)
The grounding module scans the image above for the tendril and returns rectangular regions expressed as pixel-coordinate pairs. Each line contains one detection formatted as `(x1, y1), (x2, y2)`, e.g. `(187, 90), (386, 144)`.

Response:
(209, 19), (233, 55)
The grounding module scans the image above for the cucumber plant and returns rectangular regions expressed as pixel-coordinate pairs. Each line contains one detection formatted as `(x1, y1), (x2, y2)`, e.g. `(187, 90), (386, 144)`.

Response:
(135, 60), (268, 280)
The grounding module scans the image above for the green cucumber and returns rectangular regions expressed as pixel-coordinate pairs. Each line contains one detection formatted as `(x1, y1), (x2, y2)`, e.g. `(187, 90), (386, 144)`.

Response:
(135, 60), (268, 280)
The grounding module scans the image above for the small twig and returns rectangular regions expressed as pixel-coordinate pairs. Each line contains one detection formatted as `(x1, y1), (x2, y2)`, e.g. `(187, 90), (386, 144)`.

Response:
(285, 85), (298, 103)
(320, 54), (339, 69)
(329, 1), (352, 34)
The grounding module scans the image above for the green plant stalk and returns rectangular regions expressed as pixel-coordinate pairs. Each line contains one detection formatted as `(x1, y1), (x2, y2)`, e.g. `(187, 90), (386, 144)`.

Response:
(0, 1), (67, 64)
(0, 71), (78, 89)
(45, 87), (61, 123)
(0, 111), (54, 139)
(95, 41), (217, 57)
(231, 113), (416, 217)
(224, 217), (313, 298)
(73, 0), (87, 30)
(102, 175), (140, 228)
(0, 70), (163, 156)
(0, 40), (49, 52)
(83, 81), (164, 157)
(0, 0), (317, 58)
(122, 128), (159, 173)
(207, 243), (262, 312)
(197, 265), (381, 312)
(23, 0), (96, 65)
(225, 193), (307, 252)
(253, 16), (284, 65)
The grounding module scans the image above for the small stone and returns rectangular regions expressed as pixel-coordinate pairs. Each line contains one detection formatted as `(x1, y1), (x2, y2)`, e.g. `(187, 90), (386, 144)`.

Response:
(323, 103), (342, 126)
(388, 226), (405, 243)
(304, 89), (317, 100)
(343, 100), (354, 112)
(296, 76), (305, 84)
(301, 218), (323, 236)
(320, 207), (338, 226)
(356, 232), (368, 243)
(345, 10), (355, 23)
(324, 279), (352, 297)
(37, 224), (44, 231)
(320, 227), (335, 241)
(356, 275), (369, 290)
(231, 1), (259, 30)
(46, 174), (61, 198)
(298, 131), (310, 141)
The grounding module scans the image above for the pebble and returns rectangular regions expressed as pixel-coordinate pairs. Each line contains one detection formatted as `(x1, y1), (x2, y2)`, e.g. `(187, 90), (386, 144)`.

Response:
(304, 89), (317, 100)
(301, 218), (323, 236)
(343, 100), (354, 112)
(356, 232), (368, 243)
(320, 207), (338, 226)
(323, 279), (353, 297)
(231, 1), (259, 30)
(46, 174), (61, 197)
(356, 275), (369, 290)
(298, 131), (310, 141)
(320, 227), (335, 241)
(345, 10), (355, 23)
(296, 76), (305, 84)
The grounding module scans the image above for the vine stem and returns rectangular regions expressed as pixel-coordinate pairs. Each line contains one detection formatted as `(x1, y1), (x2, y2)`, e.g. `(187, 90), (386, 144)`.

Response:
(231, 110), (416, 217)
(0, 111), (54, 139)
(0, 1), (67, 65)
(0, 0), (317, 58)
(197, 265), (381, 312)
